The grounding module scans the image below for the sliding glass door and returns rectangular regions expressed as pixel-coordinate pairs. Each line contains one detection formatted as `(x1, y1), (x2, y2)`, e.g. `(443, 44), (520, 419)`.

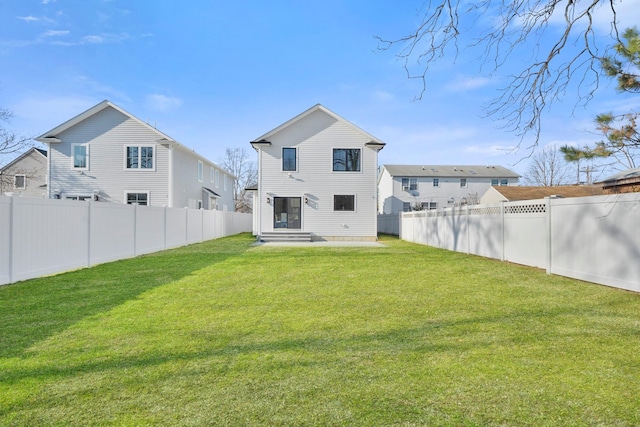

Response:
(273, 197), (301, 229)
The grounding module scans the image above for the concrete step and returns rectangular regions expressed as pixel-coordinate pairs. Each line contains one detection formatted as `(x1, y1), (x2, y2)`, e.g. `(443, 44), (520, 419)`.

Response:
(260, 232), (312, 242)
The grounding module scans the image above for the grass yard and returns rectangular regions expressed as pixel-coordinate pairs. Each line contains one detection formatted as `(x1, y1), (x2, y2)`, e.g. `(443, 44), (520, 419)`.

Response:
(1, 233), (639, 426)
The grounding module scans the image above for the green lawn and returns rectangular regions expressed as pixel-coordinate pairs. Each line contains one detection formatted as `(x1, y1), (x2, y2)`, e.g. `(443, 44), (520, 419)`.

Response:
(1, 233), (639, 426)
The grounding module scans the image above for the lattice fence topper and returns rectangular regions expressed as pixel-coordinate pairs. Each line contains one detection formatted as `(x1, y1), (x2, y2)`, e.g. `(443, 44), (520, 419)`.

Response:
(469, 206), (501, 216)
(505, 203), (547, 214)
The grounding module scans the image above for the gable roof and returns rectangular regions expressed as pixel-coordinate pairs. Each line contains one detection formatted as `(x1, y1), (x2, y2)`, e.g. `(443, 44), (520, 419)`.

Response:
(0, 147), (47, 171)
(383, 164), (520, 178)
(34, 100), (236, 179)
(488, 185), (604, 201)
(250, 104), (385, 147)
(35, 100), (176, 144)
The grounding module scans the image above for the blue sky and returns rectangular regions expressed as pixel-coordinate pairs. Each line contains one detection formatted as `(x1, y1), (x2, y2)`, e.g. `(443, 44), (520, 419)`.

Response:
(2, 0), (639, 179)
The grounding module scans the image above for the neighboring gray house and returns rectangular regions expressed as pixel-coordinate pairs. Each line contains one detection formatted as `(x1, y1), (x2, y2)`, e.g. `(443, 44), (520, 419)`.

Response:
(0, 147), (48, 197)
(250, 104), (385, 241)
(36, 100), (234, 210)
(378, 164), (520, 214)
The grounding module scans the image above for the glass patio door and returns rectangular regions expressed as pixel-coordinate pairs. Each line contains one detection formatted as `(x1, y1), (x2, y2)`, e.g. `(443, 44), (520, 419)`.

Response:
(273, 197), (301, 229)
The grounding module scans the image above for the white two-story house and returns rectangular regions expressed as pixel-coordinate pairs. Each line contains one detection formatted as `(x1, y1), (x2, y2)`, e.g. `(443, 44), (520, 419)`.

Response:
(250, 104), (385, 241)
(378, 164), (520, 214)
(36, 100), (234, 210)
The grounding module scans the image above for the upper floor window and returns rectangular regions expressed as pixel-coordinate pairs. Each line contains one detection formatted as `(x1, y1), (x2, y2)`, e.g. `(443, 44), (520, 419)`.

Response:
(215, 170), (220, 188)
(210, 167), (214, 183)
(72, 144), (89, 170)
(500, 179), (508, 186)
(433, 178), (439, 187)
(198, 161), (203, 182)
(14, 175), (26, 189)
(402, 178), (417, 191)
(333, 148), (360, 172)
(491, 179), (499, 186)
(282, 147), (297, 172)
(460, 178), (467, 188)
(125, 146), (154, 170)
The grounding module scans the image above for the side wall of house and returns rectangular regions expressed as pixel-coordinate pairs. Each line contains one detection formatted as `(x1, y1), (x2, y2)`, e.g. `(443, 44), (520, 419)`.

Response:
(49, 106), (170, 206)
(171, 146), (235, 210)
(258, 109), (379, 240)
(377, 168), (396, 214)
(1, 151), (47, 197)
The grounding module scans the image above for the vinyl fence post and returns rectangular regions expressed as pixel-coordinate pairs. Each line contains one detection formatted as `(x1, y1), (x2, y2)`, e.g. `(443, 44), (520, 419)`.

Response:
(500, 201), (505, 262)
(545, 197), (552, 274)
(466, 204), (470, 255)
(87, 201), (92, 267)
(8, 196), (14, 284)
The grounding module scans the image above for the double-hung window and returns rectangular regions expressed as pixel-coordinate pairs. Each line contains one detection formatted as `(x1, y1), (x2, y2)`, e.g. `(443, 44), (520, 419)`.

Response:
(333, 149), (361, 172)
(198, 161), (203, 182)
(14, 175), (26, 190)
(125, 145), (154, 170)
(215, 170), (220, 188)
(334, 195), (355, 211)
(433, 178), (439, 187)
(71, 144), (89, 170)
(460, 178), (467, 188)
(401, 178), (418, 191)
(126, 192), (148, 205)
(500, 179), (508, 186)
(491, 179), (499, 186)
(282, 147), (297, 171)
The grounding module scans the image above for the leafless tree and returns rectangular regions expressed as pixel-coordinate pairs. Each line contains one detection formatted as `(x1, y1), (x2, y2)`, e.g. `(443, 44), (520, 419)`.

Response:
(376, 0), (622, 148)
(523, 146), (571, 186)
(1, 107), (33, 167)
(219, 147), (257, 213)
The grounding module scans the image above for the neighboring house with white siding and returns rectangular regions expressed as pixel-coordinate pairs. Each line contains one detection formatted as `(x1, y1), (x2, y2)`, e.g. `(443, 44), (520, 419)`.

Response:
(35, 100), (234, 210)
(0, 147), (48, 197)
(378, 164), (520, 214)
(250, 104), (385, 241)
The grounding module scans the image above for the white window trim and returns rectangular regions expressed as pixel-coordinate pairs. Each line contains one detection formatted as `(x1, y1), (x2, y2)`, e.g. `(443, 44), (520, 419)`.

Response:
(401, 178), (409, 192)
(123, 145), (156, 171)
(332, 148), (362, 173)
(198, 160), (203, 182)
(460, 178), (467, 188)
(14, 174), (26, 190)
(71, 143), (90, 171)
(282, 147), (297, 172)
(124, 191), (150, 206)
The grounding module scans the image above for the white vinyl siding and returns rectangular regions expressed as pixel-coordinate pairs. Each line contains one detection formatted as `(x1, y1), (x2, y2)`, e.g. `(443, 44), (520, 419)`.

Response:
(198, 160), (203, 182)
(256, 108), (379, 239)
(49, 106), (169, 206)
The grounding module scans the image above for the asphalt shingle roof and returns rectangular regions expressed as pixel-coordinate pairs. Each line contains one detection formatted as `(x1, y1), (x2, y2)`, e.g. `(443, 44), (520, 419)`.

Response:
(383, 164), (520, 178)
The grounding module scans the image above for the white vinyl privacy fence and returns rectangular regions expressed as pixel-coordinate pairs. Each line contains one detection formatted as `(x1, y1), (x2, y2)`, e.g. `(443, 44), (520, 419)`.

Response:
(377, 213), (400, 236)
(400, 193), (640, 293)
(0, 196), (252, 285)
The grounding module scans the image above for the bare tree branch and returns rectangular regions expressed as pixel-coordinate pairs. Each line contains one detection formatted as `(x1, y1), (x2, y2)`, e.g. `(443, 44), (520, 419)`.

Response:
(376, 0), (621, 148)
(219, 147), (257, 213)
